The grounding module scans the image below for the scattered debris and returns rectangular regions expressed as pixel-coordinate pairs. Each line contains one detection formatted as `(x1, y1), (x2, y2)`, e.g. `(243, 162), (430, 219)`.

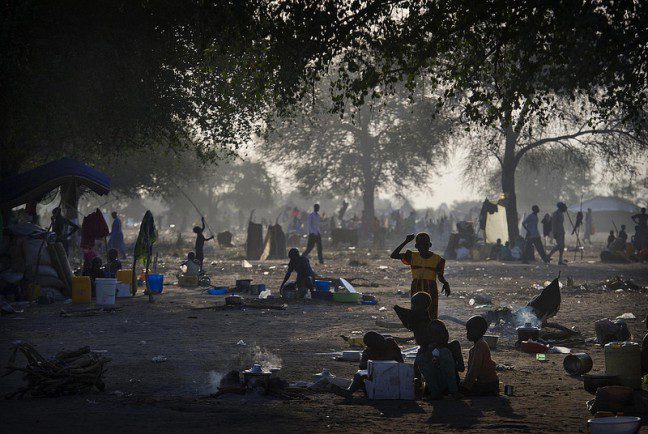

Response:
(4, 342), (110, 399)
(151, 355), (167, 363)
(236, 340), (247, 346)
(60, 306), (123, 317)
(595, 318), (631, 345)
(616, 312), (636, 320)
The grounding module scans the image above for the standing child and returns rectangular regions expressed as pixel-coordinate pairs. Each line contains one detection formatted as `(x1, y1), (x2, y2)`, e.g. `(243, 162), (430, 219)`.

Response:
(193, 217), (213, 273)
(461, 315), (499, 396)
(391, 233), (450, 319)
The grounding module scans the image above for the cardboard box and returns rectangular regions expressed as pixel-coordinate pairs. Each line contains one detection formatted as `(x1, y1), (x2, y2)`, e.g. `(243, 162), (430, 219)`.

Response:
(364, 361), (414, 400)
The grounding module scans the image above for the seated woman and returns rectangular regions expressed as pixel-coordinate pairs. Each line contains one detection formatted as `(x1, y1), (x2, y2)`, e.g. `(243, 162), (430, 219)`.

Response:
(394, 292), (462, 399)
(330, 331), (404, 398)
(461, 316), (499, 396)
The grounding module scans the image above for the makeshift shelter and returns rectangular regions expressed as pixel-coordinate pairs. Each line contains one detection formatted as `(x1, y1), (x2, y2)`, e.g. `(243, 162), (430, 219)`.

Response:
(246, 211), (264, 260)
(568, 196), (640, 235)
(0, 158), (111, 210)
(260, 223), (287, 260)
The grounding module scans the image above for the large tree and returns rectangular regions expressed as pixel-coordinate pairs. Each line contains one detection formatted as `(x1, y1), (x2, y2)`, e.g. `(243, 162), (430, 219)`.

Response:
(226, 1), (648, 241)
(262, 82), (451, 230)
(0, 0), (270, 178)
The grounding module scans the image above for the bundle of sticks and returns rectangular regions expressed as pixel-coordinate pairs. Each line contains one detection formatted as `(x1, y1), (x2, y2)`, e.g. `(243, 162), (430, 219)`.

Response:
(3, 342), (110, 399)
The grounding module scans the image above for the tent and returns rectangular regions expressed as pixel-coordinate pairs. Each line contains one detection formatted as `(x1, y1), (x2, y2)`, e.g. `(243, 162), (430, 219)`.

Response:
(568, 196), (639, 213)
(0, 158), (111, 210)
(260, 223), (287, 260)
(568, 196), (640, 235)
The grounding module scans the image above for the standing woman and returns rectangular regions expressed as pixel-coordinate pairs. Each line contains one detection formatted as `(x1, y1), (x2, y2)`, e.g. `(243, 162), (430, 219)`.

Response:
(109, 211), (126, 259)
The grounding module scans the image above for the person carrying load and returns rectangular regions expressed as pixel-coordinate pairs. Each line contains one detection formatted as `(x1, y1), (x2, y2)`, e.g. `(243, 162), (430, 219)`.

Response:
(391, 232), (450, 319)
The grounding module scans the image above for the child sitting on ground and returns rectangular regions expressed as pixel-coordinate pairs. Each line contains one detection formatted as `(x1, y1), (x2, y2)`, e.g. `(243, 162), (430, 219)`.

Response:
(330, 331), (404, 399)
(279, 248), (316, 298)
(181, 252), (200, 277)
(394, 292), (463, 400)
(84, 257), (105, 293)
(105, 248), (122, 276)
(461, 315), (499, 396)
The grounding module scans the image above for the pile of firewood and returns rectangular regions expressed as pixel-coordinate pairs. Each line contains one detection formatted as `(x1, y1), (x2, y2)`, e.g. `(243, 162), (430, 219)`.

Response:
(3, 342), (110, 399)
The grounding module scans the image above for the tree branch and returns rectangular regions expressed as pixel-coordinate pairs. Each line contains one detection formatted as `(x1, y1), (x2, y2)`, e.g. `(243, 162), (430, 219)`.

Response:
(515, 128), (647, 163)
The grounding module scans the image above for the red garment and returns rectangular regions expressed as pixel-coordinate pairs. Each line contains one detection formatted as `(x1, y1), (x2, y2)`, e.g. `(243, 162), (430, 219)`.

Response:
(80, 209), (110, 249)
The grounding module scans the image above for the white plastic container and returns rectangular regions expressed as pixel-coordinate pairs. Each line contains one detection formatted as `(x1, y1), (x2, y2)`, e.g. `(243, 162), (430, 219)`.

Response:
(116, 282), (131, 298)
(364, 360), (414, 400)
(95, 278), (117, 306)
(588, 416), (640, 434)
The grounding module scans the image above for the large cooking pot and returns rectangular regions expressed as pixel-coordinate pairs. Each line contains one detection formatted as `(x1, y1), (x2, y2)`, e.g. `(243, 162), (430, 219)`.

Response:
(517, 322), (540, 341)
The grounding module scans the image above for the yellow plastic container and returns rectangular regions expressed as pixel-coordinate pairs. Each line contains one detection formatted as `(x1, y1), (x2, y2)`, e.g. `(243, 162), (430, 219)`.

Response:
(72, 276), (92, 304)
(604, 341), (642, 389)
(116, 269), (134, 288)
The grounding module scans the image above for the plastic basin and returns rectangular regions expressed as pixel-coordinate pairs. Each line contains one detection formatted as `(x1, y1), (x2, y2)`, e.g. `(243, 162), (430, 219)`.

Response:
(333, 292), (361, 303)
(147, 274), (164, 294)
(588, 416), (640, 434)
(207, 288), (228, 295)
(313, 291), (334, 301)
(315, 280), (331, 292)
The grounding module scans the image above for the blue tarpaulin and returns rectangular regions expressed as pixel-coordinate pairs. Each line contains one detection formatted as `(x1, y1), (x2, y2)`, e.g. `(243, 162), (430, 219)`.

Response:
(0, 158), (111, 209)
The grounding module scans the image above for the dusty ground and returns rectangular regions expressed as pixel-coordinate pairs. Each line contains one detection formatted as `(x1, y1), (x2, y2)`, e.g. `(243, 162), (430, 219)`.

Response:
(1, 243), (647, 433)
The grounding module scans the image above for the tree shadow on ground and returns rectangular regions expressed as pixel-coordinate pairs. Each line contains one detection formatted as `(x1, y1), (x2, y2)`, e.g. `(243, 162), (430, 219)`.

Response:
(427, 396), (526, 429)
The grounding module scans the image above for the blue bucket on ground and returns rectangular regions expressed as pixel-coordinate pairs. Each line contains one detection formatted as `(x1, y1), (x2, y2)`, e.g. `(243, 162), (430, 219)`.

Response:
(148, 274), (164, 294)
(315, 280), (331, 292)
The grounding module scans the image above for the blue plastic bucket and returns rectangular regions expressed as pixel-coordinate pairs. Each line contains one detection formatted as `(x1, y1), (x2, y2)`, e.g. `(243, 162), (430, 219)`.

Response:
(315, 280), (331, 292)
(148, 274), (164, 294)
(207, 288), (228, 295)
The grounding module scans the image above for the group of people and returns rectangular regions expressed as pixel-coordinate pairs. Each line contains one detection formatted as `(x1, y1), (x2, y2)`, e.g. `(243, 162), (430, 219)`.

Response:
(327, 233), (498, 400)
(602, 207), (648, 263)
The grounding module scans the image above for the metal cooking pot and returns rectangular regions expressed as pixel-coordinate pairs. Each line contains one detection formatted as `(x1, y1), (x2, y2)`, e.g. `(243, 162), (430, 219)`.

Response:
(516, 322), (540, 341)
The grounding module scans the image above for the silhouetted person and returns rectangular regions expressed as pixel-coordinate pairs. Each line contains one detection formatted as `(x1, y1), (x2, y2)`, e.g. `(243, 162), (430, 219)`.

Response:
(632, 208), (648, 250)
(584, 208), (593, 244)
(618, 224), (628, 242)
(632, 207), (648, 229)
(522, 205), (550, 264)
(548, 202), (567, 265)
(193, 217), (213, 273)
(489, 239), (502, 260)
(109, 211), (126, 259)
(280, 248), (316, 297)
(51, 207), (79, 255)
(303, 204), (323, 264)
(607, 230), (616, 248)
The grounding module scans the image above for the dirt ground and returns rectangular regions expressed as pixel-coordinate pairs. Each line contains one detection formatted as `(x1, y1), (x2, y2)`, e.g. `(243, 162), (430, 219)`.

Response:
(1, 243), (647, 433)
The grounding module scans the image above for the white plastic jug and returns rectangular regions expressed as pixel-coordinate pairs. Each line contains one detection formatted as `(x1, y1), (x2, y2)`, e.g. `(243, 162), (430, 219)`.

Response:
(95, 278), (117, 306)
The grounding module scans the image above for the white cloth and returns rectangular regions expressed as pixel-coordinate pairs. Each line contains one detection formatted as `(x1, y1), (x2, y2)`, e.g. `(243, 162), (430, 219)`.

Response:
(308, 212), (320, 235)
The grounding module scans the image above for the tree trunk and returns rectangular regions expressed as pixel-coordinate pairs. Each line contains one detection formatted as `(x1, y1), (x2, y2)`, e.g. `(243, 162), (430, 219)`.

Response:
(358, 111), (375, 240)
(501, 125), (520, 242)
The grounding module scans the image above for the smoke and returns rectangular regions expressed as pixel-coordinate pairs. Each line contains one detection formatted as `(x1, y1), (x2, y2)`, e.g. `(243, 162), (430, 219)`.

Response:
(205, 371), (225, 394)
(513, 306), (542, 328)
(248, 345), (283, 371)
